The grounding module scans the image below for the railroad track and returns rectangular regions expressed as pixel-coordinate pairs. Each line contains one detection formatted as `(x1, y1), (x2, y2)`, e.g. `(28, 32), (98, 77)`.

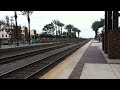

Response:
(0, 43), (72, 64)
(0, 40), (90, 79)
(0, 42), (66, 57)
(0, 39), (81, 58)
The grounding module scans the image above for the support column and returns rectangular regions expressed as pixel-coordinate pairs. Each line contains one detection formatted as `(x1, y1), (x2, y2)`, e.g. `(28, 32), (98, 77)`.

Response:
(108, 11), (112, 30)
(113, 11), (119, 30)
(104, 11), (108, 54)
(108, 11), (120, 59)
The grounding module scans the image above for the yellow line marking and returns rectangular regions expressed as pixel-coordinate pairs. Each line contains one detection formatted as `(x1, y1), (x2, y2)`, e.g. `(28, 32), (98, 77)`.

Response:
(40, 41), (91, 79)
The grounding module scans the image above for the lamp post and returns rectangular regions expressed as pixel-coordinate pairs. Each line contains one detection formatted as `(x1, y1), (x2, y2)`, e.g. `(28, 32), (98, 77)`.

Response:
(14, 11), (19, 46)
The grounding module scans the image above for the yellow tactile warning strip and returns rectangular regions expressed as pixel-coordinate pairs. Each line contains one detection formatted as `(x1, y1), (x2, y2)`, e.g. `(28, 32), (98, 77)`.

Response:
(40, 40), (92, 79)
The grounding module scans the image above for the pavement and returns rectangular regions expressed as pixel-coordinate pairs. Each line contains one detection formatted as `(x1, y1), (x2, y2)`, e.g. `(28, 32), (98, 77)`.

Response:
(40, 40), (91, 79)
(40, 39), (120, 79)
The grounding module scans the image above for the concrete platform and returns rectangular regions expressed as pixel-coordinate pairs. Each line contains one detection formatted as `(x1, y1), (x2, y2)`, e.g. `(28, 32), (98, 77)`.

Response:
(110, 64), (120, 79)
(80, 63), (117, 79)
(40, 40), (92, 79)
(40, 39), (120, 79)
(80, 40), (120, 79)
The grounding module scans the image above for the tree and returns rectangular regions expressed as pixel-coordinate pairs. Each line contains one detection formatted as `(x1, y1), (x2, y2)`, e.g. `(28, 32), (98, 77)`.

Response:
(58, 22), (64, 36)
(0, 20), (5, 27)
(42, 23), (54, 35)
(65, 24), (74, 38)
(5, 15), (10, 32)
(0, 20), (6, 32)
(72, 27), (78, 38)
(56, 20), (61, 35)
(48, 23), (55, 35)
(91, 21), (99, 39)
(99, 18), (105, 28)
(91, 18), (105, 39)
(20, 11), (33, 45)
(52, 20), (59, 35)
(42, 24), (49, 34)
(5, 15), (11, 46)
(10, 16), (14, 45)
(62, 31), (67, 38)
(0, 20), (6, 47)
(14, 11), (19, 46)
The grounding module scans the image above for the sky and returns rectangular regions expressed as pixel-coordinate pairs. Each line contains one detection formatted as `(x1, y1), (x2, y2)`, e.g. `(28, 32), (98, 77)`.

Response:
(0, 11), (105, 38)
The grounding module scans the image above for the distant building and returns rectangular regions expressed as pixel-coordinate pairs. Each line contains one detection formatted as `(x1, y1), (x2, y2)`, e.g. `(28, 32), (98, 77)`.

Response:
(11, 26), (22, 40)
(30, 29), (37, 36)
(0, 23), (10, 44)
(21, 26), (29, 40)
(0, 22), (37, 44)
(0, 24), (9, 39)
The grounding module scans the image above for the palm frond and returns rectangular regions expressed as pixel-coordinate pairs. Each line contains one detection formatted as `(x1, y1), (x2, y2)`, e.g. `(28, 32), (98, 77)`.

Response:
(20, 11), (33, 16)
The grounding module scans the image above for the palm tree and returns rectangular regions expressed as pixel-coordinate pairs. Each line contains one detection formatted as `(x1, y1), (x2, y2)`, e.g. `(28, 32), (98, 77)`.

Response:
(65, 24), (74, 38)
(56, 20), (61, 35)
(10, 16), (14, 45)
(5, 15), (10, 32)
(14, 11), (19, 46)
(58, 22), (64, 36)
(52, 20), (59, 36)
(48, 23), (54, 35)
(20, 11), (33, 45)
(72, 27), (78, 38)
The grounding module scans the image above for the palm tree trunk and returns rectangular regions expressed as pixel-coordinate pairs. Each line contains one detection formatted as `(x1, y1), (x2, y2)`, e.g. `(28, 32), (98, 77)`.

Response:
(15, 11), (19, 46)
(28, 14), (31, 45)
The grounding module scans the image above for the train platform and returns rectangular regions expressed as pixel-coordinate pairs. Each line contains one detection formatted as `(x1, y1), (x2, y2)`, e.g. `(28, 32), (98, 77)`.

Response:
(40, 39), (120, 79)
